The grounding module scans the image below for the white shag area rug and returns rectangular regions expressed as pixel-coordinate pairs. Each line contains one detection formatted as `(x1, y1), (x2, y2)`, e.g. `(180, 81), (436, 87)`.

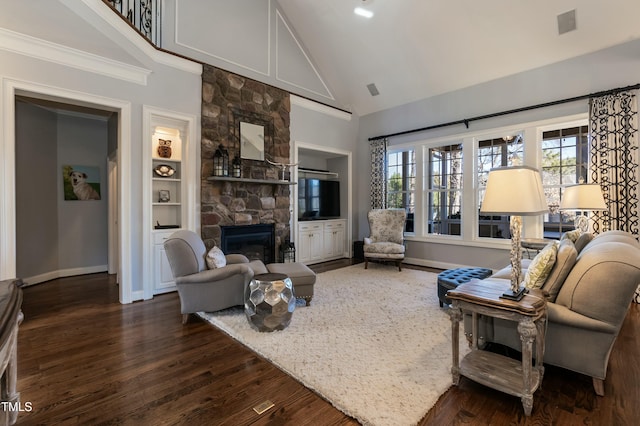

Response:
(198, 263), (469, 426)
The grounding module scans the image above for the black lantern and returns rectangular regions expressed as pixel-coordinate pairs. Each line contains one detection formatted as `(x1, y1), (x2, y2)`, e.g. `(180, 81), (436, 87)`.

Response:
(232, 156), (241, 178)
(280, 240), (296, 263)
(213, 145), (230, 177)
(221, 146), (230, 176)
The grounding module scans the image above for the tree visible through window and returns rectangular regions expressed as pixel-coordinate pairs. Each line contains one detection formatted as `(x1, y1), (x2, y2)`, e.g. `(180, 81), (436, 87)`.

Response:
(541, 125), (589, 238)
(477, 135), (523, 239)
(387, 150), (415, 232)
(427, 144), (463, 235)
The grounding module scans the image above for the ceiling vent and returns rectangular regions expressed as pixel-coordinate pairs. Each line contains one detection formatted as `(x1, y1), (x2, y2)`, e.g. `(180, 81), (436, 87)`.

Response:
(557, 9), (577, 35)
(366, 83), (380, 96)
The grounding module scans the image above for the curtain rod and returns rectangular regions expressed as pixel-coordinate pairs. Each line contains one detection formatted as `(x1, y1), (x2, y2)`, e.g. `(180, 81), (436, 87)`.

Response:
(368, 83), (640, 142)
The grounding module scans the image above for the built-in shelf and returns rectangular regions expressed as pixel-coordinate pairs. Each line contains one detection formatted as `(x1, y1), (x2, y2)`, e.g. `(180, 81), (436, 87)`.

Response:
(207, 176), (296, 185)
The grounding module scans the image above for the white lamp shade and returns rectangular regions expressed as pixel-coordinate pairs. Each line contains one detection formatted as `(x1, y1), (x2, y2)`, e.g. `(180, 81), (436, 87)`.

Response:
(559, 184), (607, 211)
(481, 166), (548, 215)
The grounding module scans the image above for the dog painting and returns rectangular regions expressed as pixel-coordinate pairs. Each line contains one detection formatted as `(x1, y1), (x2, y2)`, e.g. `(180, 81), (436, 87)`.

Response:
(62, 165), (101, 201)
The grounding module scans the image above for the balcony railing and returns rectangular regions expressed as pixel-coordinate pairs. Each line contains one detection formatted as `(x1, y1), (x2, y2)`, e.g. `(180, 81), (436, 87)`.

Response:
(105, 0), (161, 47)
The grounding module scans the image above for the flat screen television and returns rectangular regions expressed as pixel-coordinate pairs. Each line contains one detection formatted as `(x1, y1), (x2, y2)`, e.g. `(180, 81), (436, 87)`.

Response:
(298, 178), (340, 220)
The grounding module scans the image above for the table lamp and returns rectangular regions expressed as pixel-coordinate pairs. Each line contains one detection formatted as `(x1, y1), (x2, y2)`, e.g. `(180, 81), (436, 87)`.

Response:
(481, 166), (548, 300)
(559, 183), (607, 232)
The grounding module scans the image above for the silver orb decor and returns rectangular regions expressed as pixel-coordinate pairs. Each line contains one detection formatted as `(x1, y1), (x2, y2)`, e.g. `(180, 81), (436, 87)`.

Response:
(245, 273), (296, 332)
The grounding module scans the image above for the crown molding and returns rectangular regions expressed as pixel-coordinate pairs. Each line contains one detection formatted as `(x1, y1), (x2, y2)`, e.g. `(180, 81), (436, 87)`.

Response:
(291, 95), (352, 121)
(0, 28), (152, 85)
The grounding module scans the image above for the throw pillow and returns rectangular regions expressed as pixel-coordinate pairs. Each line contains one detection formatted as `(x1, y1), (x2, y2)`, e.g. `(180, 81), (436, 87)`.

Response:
(523, 241), (559, 289)
(574, 232), (594, 253)
(541, 238), (578, 302)
(206, 246), (227, 269)
(561, 229), (582, 242)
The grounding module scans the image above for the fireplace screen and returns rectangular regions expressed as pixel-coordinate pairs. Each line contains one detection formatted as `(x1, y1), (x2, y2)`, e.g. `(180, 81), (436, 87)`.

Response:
(220, 224), (275, 264)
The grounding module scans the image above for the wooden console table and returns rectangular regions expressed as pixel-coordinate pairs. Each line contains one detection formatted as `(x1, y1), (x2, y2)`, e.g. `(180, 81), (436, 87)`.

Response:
(447, 279), (546, 416)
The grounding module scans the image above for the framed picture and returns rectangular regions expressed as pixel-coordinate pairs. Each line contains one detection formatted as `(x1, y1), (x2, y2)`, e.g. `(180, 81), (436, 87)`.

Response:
(240, 121), (265, 161)
(158, 190), (170, 203)
(62, 165), (101, 201)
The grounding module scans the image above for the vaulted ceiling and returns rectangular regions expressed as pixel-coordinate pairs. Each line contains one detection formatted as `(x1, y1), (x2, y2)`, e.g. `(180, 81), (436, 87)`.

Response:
(278, 0), (640, 115)
(3, 0), (640, 117)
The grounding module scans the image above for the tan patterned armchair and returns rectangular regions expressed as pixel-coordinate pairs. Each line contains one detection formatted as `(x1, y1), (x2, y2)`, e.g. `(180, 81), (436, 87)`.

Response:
(364, 209), (407, 271)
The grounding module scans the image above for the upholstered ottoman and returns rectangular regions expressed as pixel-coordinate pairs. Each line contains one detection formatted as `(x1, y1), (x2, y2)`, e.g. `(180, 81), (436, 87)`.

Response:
(266, 262), (316, 306)
(437, 267), (493, 307)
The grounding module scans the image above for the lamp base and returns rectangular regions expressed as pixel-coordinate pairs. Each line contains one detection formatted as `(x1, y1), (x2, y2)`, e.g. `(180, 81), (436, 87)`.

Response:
(500, 287), (528, 301)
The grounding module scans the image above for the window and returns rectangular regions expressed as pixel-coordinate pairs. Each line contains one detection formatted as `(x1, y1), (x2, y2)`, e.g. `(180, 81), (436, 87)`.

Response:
(477, 135), (523, 239)
(541, 125), (589, 238)
(387, 149), (415, 232)
(427, 144), (463, 235)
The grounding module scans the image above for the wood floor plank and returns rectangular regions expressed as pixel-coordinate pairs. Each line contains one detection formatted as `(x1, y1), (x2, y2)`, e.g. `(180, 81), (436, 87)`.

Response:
(14, 262), (640, 425)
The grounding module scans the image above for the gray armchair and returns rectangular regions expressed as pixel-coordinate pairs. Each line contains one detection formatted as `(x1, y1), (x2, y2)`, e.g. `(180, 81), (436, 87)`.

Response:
(163, 230), (254, 323)
(364, 209), (407, 271)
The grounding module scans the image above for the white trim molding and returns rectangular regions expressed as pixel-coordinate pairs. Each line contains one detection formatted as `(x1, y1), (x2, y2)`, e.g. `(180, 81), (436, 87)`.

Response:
(63, 0), (202, 76)
(21, 265), (109, 287)
(0, 28), (152, 85)
(1, 77), (134, 304)
(291, 95), (352, 121)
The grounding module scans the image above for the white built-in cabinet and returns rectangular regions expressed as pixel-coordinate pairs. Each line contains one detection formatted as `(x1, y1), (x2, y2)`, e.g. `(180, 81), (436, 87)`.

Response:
(298, 219), (347, 264)
(143, 107), (196, 298)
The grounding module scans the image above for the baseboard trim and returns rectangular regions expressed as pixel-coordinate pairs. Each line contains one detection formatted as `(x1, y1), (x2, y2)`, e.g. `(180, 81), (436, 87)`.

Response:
(22, 265), (109, 286)
(404, 257), (494, 273)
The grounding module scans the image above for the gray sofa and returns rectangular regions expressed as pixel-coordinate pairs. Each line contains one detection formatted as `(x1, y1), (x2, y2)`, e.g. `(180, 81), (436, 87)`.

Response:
(467, 230), (640, 396)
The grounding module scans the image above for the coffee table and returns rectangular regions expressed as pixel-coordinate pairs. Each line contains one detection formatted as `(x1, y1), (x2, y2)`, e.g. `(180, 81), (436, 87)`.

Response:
(447, 279), (547, 416)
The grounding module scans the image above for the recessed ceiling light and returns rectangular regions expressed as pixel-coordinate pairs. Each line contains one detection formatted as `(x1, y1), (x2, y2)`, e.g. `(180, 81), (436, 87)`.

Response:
(354, 7), (374, 18)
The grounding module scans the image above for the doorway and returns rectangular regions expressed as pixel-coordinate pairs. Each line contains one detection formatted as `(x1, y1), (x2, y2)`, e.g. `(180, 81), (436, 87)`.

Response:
(1, 79), (133, 303)
(15, 96), (117, 285)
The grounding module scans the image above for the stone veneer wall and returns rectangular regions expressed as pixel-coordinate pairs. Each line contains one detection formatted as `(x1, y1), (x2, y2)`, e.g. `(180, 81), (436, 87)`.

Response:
(200, 65), (291, 253)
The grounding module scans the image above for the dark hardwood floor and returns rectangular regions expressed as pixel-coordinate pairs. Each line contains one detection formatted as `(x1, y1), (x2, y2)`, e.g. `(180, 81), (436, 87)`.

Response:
(15, 260), (639, 425)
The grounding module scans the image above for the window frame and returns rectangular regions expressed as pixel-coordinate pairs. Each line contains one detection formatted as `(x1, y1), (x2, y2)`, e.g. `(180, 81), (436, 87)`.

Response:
(384, 113), (588, 248)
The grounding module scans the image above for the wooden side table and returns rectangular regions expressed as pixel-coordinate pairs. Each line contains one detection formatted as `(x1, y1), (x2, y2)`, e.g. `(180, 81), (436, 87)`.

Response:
(447, 279), (546, 416)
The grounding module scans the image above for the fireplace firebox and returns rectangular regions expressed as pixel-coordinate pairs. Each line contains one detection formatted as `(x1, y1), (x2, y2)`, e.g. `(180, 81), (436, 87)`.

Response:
(220, 224), (276, 264)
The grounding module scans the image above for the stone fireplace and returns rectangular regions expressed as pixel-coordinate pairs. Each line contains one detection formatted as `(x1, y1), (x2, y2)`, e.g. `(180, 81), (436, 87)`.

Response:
(220, 224), (275, 264)
(200, 65), (291, 253)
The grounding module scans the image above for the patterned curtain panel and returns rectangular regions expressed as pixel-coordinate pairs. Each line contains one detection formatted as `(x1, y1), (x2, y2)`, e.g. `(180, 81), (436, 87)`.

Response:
(370, 138), (388, 209)
(589, 90), (639, 235)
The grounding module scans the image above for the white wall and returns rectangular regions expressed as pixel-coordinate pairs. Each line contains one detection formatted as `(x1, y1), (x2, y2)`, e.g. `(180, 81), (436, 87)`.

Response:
(290, 98), (359, 239)
(163, 0), (337, 110)
(15, 101), (58, 278)
(356, 39), (640, 270)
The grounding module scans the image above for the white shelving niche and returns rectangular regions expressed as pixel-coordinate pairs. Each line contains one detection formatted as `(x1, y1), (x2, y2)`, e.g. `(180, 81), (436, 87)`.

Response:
(143, 107), (197, 299)
(152, 126), (183, 230)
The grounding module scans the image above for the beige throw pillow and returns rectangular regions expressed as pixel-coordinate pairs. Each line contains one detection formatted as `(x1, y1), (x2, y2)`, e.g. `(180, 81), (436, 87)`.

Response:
(561, 229), (582, 242)
(206, 246), (227, 269)
(523, 241), (559, 289)
(542, 238), (578, 301)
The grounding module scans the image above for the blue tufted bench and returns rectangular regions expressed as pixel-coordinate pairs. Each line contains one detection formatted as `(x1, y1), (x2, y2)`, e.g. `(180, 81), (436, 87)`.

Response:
(437, 267), (493, 307)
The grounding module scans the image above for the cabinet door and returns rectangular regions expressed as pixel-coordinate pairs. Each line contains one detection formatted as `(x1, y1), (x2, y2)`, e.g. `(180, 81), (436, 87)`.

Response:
(154, 244), (176, 294)
(298, 223), (323, 263)
(309, 231), (324, 261)
(323, 221), (346, 258)
(332, 225), (345, 257)
(298, 229), (312, 262)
